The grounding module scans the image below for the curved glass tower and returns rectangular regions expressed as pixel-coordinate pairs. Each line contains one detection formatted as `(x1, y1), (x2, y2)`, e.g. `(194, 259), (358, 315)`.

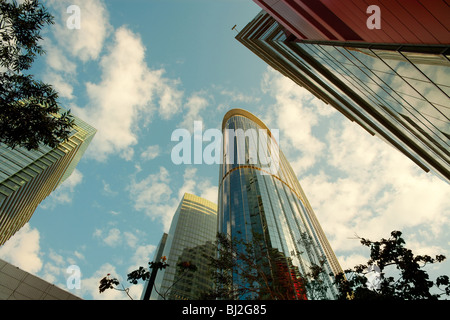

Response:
(218, 108), (342, 300)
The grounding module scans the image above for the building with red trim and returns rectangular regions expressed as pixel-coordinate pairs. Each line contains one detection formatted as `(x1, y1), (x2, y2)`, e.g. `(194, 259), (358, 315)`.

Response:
(237, 1), (449, 182)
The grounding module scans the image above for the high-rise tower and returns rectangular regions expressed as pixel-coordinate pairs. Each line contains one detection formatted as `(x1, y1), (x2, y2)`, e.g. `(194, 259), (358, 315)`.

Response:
(0, 111), (96, 245)
(218, 108), (342, 300)
(237, 4), (450, 182)
(143, 193), (217, 300)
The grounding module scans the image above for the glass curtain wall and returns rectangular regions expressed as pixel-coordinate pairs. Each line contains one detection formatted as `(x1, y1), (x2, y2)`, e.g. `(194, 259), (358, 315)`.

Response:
(150, 193), (217, 300)
(236, 11), (449, 182)
(218, 109), (341, 300)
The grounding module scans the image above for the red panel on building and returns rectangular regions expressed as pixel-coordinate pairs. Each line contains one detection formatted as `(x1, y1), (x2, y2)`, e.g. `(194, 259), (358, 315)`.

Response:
(254, 0), (450, 44)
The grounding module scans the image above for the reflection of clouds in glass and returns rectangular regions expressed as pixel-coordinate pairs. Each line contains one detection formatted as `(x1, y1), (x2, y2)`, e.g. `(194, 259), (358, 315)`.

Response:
(437, 84), (450, 98)
(404, 52), (450, 86)
(311, 44), (450, 141)
(376, 54), (449, 136)
(296, 42), (449, 179)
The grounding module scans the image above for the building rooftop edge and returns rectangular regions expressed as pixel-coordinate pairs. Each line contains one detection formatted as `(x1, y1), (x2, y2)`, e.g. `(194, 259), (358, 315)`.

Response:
(182, 192), (217, 211)
(222, 108), (271, 132)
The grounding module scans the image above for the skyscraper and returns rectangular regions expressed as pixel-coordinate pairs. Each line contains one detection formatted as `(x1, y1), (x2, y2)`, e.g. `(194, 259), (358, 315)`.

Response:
(237, 4), (450, 182)
(0, 111), (96, 245)
(143, 193), (217, 300)
(218, 108), (342, 300)
(253, 0), (450, 45)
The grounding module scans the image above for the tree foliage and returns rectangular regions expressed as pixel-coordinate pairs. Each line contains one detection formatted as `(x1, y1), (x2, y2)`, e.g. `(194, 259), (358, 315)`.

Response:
(99, 256), (198, 300)
(334, 230), (450, 300)
(0, 0), (74, 150)
(205, 231), (450, 301)
(99, 231), (449, 301)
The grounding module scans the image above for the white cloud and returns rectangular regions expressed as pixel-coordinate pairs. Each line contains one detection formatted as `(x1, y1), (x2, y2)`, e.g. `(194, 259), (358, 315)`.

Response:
(48, 250), (65, 265)
(198, 180), (219, 205)
(41, 39), (77, 99)
(74, 251), (85, 261)
(261, 67), (332, 174)
(178, 167), (218, 204)
(123, 232), (138, 248)
(93, 227), (121, 247)
(47, 0), (112, 62)
(128, 244), (156, 273)
(127, 167), (177, 231)
(300, 112), (450, 254)
(42, 0), (185, 162)
(220, 88), (261, 104)
(179, 91), (210, 130)
(140, 145), (160, 161)
(337, 253), (369, 271)
(72, 27), (151, 161)
(102, 180), (118, 196)
(129, 167), (172, 212)
(39, 249), (68, 284)
(72, 26), (183, 162)
(157, 77), (184, 120)
(43, 40), (77, 74)
(103, 228), (121, 247)
(0, 224), (43, 274)
(178, 167), (198, 200)
(78, 263), (143, 300)
(128, 166), (218, 232)
(43, 72), (75, 100)
(42, 0), (112, 101)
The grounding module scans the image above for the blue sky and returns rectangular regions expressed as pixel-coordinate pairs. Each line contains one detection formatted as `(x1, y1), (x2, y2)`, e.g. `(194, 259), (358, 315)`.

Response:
(0, 0), (449, 300)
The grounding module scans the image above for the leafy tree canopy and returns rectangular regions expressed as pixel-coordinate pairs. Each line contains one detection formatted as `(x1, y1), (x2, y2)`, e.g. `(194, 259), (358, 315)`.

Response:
(0, 0), (74, 150)
(99, 256), (198, 300)
(334, 230), (449, 300)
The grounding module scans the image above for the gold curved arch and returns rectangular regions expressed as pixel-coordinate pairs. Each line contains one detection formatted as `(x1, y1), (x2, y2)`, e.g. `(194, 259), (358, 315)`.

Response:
(222, 108), (271, 132)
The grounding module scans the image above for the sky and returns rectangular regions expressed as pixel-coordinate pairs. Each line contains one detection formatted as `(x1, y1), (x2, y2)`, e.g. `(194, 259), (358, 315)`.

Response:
(0, 0), (449, 300)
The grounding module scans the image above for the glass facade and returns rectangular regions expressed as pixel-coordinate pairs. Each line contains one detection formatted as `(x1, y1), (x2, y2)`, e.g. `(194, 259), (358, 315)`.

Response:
(236, 11), (450, 183)
(148, 193), (217, 300)
(218, 109), (342, 300)
(0, 111), (96, 245)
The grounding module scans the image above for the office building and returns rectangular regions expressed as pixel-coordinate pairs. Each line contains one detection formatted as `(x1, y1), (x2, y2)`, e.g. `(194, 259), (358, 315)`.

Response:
(253, 0), (449, 45)
(0, 258), (82, 300)
(237, 3), (450, 182)
(143, 193), (217, 300)
(218, 108), (342, 300)
(0, 110), (96, 245)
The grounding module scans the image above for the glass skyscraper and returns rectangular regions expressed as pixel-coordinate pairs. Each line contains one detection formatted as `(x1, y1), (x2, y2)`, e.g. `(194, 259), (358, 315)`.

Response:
(237, 9), (449, 182)
(218, 108), (342, 300)
(0, 111), (96, 245)
(143, 193), (217, 300)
